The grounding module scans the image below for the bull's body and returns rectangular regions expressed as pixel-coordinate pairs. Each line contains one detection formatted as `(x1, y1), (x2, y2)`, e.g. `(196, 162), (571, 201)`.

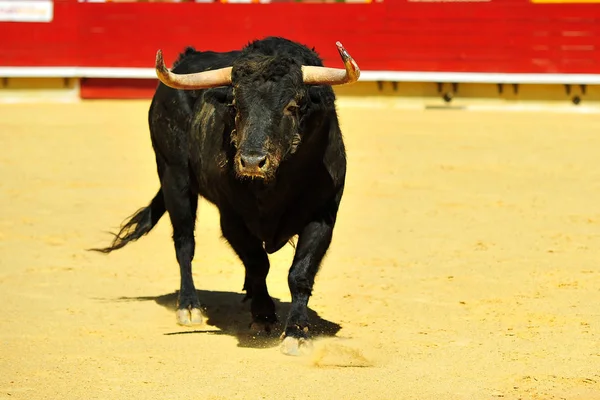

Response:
(95, 37), (350, 354)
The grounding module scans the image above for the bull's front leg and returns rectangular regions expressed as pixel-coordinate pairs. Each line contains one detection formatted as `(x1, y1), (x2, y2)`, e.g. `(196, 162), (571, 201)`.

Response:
(281, 215), (335, 356)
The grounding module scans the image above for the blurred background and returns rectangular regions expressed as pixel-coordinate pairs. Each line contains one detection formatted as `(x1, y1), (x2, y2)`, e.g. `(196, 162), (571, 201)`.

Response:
(1, 0), (599, 104)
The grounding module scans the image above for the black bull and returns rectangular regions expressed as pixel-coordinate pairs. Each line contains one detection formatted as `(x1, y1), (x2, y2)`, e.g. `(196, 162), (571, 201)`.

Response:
(91, 37), (360, 355)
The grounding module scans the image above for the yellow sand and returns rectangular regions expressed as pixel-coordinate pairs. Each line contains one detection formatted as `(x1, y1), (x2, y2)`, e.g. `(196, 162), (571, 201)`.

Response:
(0, 100), (599, 399)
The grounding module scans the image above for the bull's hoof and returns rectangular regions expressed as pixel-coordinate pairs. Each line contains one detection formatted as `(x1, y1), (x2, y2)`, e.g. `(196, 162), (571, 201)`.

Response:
(176, 307), (204, 326)
(249, 321), (276, 335)
(280, 336), (313, 356)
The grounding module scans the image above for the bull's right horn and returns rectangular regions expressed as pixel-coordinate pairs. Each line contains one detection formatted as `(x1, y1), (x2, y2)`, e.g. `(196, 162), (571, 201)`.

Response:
(155, 49), (233, 90)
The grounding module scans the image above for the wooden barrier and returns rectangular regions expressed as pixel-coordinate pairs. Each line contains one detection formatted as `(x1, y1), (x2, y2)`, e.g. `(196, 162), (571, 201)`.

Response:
(1, 0), (599, 99)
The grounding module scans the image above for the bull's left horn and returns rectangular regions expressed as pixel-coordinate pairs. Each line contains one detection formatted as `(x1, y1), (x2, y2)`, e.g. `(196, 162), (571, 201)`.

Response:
(155, 49), (233, 90)
(301, 42), (360, 86)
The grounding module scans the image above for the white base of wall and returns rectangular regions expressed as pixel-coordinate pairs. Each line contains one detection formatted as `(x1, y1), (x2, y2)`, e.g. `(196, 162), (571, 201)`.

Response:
(1, 67), (600, 85)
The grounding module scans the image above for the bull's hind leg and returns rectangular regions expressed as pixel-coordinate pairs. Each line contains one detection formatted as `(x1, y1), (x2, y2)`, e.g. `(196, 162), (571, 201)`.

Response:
(220, 210), (276, 332)
(162, 166), (203, 326)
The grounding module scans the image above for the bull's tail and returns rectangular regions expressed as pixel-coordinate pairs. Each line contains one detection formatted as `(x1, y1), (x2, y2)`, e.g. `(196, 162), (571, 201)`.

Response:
(89, 189), (166, 253)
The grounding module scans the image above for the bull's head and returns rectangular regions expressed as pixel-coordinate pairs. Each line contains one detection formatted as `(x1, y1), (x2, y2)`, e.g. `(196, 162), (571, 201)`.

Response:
(155, 42), (360, 181)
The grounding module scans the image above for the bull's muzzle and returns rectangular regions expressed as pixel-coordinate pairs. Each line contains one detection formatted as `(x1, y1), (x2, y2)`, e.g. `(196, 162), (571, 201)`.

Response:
(236, 151), (270, 179)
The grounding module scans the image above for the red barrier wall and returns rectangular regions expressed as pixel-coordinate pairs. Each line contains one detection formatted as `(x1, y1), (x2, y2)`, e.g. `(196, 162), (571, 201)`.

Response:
(1, 0), (600, 75)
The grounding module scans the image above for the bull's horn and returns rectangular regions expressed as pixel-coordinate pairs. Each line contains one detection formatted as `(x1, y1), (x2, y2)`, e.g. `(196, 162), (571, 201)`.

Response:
(301, 41), (360, 86)
(155, 49), (232, 90)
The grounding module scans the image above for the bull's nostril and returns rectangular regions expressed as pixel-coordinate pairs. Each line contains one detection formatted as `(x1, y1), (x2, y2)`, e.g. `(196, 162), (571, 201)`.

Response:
(258, 157), (267, 169)
(240, 157), (246, 168)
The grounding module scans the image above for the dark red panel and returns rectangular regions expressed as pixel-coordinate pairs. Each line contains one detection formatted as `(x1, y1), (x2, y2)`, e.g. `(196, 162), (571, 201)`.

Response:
(79, 78), (158, 99)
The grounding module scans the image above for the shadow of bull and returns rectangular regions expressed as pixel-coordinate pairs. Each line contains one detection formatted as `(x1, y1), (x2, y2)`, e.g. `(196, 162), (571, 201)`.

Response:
(113, 290), (342, 350)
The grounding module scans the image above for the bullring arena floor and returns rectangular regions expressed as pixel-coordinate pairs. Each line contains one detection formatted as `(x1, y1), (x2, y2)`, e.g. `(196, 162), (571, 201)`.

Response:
(1, 95), (600, 399)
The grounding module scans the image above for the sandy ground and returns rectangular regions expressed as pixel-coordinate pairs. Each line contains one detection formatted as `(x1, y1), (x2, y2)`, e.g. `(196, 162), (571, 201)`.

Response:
(1, 100), (599, 400)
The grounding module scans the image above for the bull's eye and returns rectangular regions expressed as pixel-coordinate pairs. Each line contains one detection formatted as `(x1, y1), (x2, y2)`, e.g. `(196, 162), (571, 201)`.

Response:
(227, 101), (237, 117)
(284, 100), (299, 116)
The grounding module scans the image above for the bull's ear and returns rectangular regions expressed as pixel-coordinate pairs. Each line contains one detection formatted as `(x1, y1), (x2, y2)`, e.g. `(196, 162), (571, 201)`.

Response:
(208, 87), (233, 104)
(308, 87), (323, 105)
